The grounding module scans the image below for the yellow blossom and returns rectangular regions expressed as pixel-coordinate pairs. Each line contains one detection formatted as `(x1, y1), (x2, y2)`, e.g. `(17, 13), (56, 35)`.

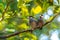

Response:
(31, 5), (42, 15)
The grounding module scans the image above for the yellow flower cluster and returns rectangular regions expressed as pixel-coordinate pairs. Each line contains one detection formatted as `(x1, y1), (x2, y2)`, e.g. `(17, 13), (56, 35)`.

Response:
(31, 5), (42, 15)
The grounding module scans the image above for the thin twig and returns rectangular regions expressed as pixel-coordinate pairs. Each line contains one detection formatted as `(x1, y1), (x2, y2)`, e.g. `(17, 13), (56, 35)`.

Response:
(0, 0), (13, 22)
(43, 13), (60, 26)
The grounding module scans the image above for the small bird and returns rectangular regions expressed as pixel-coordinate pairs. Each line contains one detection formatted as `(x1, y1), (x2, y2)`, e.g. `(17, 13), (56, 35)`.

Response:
(37, 15), (44, 30)
(29, 16), (37, 30)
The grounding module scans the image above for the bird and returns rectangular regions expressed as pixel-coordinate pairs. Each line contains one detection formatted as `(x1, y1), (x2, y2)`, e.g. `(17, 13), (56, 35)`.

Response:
(37, 15), (44, 30)
(29, 16), (37, 30)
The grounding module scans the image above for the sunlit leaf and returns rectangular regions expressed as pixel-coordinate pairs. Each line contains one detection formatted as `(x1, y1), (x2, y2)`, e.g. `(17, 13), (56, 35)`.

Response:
(52, 23), (57, 28)
(18, 23), (29, 30)
(24, 37), (29, 40)
(0, 22), (5, 31)
(21, 5), (29, 17)
(23, 0), (32, 3)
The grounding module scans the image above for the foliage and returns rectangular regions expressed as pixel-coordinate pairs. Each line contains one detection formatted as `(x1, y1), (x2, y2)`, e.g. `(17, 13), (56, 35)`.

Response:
(0, 0), (60, 40)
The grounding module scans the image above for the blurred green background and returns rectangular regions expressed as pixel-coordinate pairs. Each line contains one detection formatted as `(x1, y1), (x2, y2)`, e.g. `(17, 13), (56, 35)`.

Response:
(0, 0), (60, 40)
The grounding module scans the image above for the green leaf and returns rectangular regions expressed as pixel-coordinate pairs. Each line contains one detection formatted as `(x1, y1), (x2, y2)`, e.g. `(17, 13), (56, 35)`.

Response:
(10, 0), (18, 12)
(0, 3), (4, 12)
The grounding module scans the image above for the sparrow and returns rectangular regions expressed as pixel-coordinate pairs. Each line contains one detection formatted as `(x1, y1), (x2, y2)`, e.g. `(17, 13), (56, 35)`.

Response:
(29, 16), (37, 30)
(37, 15), (44, 30)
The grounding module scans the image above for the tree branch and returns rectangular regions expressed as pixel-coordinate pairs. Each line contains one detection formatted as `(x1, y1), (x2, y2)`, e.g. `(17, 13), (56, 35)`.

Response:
(0, 12), (60, 39)
(0, 0), (13, 22)
(43, 13), (60, 26)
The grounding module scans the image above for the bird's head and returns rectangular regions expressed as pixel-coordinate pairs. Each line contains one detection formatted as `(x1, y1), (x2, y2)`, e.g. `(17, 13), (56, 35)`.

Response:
(40, 15), (43, 18)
